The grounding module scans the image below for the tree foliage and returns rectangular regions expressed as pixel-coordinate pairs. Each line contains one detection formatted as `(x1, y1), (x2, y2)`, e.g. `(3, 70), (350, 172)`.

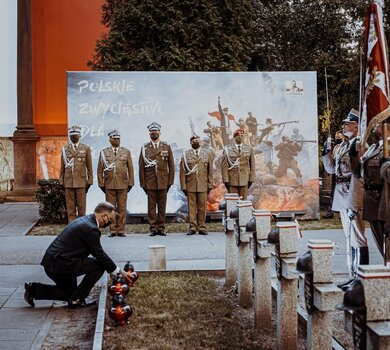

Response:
(89, 0), (390, 146)
(88, 0), (255, 71)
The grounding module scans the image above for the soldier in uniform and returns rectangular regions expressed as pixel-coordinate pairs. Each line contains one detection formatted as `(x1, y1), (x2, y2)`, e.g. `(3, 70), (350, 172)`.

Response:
(274, 135), (303, 184)
(322, 109), (368, 288)
(204, 121), (224, 150)
(60, 125), (93, 222)
(201, 137), (216, 161)
(221, 129), (255, 199)
(245, 112), (258, 144)
(180, 135), (213, 235)
(360, 120), (390, 264)
(139, 122), (175, 236)
(235, 118), (251, 145)
(97, 130), (134, 237)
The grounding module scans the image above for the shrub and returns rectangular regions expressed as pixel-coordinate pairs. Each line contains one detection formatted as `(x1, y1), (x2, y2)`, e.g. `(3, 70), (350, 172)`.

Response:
(35, 179), (67, 223)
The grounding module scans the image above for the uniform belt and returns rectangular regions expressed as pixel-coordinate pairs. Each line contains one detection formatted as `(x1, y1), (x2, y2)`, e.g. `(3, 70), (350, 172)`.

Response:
(364, 183), (383, 191)
(335, 176), (350, 183)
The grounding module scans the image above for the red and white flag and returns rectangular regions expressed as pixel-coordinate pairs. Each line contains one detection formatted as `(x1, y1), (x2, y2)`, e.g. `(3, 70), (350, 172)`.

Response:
(361, 0), (390, 145)
(207, 111), (235, 121)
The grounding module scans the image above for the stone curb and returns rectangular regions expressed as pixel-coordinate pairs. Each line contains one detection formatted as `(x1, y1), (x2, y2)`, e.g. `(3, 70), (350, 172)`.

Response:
(22, 218), (40, 236)
(93, 274), (108, 350)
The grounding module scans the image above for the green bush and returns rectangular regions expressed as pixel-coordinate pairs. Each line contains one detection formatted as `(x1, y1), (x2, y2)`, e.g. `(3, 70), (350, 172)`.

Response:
(35, 179), (67, 223)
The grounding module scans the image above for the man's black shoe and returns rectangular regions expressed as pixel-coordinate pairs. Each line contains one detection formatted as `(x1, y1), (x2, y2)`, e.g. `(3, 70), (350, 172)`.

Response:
(187, 230), (196, 235)
(117, 233), (126, 237)
(337, 278), (356, 291)
(24, 282), (35, 308)
(198, 231), (208, 235)
(108, 232), (117, 237)
(149, 231), (157, 237)
(68, 298), (97, 309)
(157, 230), (167, 236)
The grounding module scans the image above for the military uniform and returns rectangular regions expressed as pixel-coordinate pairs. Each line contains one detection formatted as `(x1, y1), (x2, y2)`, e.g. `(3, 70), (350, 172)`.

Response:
(221, 142), (255, 199)
(180, 147), (213, 233)
(323, 110), (368, 277)
(274, 138), (302, 181)
(245, 113), (258, 142)
(139, 123), (175, 234)
(97, 130), (134, 236)
(361, 138), (390, 262)
(60, 126), (93, 222)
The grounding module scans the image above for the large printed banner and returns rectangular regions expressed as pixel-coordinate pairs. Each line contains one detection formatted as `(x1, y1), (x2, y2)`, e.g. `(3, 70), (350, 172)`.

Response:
(67, 72), (319, 219)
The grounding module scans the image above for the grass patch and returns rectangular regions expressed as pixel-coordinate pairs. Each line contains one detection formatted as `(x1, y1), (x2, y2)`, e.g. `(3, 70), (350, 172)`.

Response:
(104, 273), (267, 349)
(28, 213), (342, 236)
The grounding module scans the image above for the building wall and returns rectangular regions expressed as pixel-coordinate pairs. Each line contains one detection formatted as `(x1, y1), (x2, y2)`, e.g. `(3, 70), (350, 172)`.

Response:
(31, 0), (106, 137)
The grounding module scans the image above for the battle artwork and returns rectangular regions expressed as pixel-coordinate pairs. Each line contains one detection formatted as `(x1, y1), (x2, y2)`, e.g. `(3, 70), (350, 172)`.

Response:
(67, 72), (319, 219)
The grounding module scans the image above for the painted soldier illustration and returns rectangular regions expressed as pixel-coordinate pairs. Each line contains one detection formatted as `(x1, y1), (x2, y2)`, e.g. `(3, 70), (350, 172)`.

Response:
(60, 125), (93, 222)
(97, 129), (134, 237)
(218, 97), (232, 144)
(359, 120), (390, 265)
(203, 121), (224, 150)
(274, 135), (303, 184)
(139, 122), (175, 236)
(323, 109), (368, 289)
(245, 112), (258, 144)
(180, 135), (213, 235)
(221, 129), (255, 199)
(202, 137), (216, 161)
(235, 118), (251, 146)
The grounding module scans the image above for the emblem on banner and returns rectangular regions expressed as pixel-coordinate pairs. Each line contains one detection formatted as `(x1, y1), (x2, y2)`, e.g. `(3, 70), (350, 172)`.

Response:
(285, 80), (304, 95)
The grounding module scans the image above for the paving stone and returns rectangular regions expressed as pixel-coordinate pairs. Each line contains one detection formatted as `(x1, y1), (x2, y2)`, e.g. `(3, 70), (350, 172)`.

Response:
(0, 328), (39, 341)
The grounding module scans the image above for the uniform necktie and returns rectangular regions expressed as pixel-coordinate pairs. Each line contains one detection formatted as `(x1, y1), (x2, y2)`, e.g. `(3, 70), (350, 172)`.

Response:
(73, 144), (77, 151)
(114, 148), (117, 156)
(195, 150), (199, 158)
(154, 143), (158, 151)
(238, 145), (241, 154)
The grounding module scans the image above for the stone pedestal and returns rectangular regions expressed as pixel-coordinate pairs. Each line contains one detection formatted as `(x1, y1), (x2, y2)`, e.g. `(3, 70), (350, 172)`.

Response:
(254, 240), (274, 330)
(237, 200), (253, 227)
(149, 245), (166, 270)
(225, 218), (237, 287)
(367, 322), (390, 350)
(237, 228), (252, 308)
(225, 193), (241, 219)
(306, 240), (342, 350)
(276, 221), (299, 350)
(253, 210), (271, 240)
(277, 277), (298, 350)
(357, 265), (390, 322)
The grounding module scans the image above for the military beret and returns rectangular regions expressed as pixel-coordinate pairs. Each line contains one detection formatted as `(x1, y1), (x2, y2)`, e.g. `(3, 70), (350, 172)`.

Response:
(68, 125), (81, 135)
(190, 135), (201, 142)
(147, 122), (161, 131)
(233, 129), (244, 137)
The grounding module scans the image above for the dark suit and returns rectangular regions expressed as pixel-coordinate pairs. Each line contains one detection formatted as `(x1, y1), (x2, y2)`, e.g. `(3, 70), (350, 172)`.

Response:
(33, 214), (116, 302)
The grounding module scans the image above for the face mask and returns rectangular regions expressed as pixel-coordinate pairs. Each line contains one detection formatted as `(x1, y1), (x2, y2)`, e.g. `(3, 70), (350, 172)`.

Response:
(110, 139), (120, 148)
(150, 133), (159, 141)
(102, 220), (112, 228)
(335, 139), (342, 145)
(70, 135), (80, 144)
(191, 142), (200, 149)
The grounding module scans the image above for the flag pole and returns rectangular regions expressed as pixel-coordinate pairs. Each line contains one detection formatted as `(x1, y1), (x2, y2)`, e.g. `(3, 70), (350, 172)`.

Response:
(324, 68), (331, 140)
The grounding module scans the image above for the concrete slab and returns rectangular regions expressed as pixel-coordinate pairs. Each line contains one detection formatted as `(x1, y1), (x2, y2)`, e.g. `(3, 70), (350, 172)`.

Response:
(0, 328), (39, 341)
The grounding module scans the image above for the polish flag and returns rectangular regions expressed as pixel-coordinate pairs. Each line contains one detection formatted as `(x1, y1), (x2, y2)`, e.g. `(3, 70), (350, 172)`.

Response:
(207, 111), (235, 121)
(361, 0), (390, 145)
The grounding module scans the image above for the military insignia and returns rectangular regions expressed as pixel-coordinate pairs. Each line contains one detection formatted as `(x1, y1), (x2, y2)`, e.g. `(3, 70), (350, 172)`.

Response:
(161, 150), (168, 156)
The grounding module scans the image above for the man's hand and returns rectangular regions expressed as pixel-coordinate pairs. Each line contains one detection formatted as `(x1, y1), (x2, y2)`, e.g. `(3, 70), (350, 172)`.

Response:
(347, 209), (357, 221)
(100, 186), (106, 193)
(322, 138), (334, 156)
(142, 187), (147, 194)
(119, 270), (133, 285)
(86, 184), (91, 193)
(127, 186), (132, 193)
(224, 182), (230, 190)
(182, 189), (187, 196)
(248, 181), (253, 189)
